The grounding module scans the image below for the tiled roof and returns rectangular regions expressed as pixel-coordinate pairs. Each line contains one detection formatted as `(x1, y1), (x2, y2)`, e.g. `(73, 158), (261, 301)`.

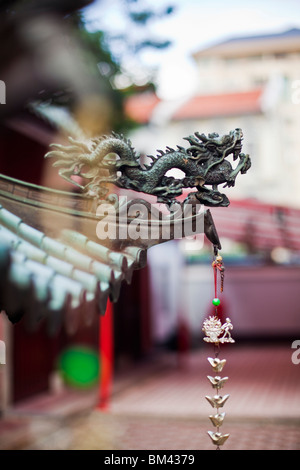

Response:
(200, 197), (300, 253)
(0, 215), (145, 335)
(0, 173), (208, 334)
(193, 28), (300, 59)
(172, 89), (263, 120)
(0, 174), (147, 335)
(124, 89), (263, 124)
(124, 92), (161, 124)
(219, 27), (300, 44)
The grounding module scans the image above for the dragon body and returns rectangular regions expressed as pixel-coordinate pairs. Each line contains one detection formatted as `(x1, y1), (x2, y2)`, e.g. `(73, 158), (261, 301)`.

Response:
(45, 128), (251, 207)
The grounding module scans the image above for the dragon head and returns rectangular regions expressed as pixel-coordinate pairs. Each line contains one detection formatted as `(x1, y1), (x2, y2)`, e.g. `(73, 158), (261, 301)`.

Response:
(184, 128), (243, 162)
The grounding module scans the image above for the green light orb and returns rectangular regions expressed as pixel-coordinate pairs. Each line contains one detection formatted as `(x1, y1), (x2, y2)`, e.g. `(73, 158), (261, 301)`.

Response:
(58, 346), (100, 389)
(212, 298), (221, 306)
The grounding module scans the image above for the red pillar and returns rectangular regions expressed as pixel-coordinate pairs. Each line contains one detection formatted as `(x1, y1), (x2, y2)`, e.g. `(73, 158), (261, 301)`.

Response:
(98, 300), (114, 410)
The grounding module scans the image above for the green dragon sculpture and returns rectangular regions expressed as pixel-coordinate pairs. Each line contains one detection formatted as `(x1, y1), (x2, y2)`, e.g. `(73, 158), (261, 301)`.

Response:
(45, 128), (251, 207)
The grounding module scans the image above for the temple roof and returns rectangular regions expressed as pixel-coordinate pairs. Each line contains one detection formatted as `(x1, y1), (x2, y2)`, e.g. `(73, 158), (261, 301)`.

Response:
(0, 172), (211, 334)
(0, 173), (147, 334)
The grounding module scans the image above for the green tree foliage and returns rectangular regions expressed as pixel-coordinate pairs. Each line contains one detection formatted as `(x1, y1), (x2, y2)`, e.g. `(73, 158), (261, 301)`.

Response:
(0, 0), (174, 132)
(72, 1), (175, 130)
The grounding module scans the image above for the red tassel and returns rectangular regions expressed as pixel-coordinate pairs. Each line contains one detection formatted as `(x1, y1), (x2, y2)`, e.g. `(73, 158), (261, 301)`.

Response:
(213, 266), (218, 299)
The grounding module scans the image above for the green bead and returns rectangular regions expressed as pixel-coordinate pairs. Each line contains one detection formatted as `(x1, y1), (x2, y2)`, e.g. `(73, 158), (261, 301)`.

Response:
(212, 298), (221, 306)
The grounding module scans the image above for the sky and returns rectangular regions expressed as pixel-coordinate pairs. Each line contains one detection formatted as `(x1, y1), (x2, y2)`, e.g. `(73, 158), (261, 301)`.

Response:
(84, 0), (300, 99)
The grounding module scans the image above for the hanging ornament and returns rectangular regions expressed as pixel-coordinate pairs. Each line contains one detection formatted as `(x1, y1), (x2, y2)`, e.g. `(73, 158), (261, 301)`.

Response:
(202, 316), (235, 344)
(212, 255), (225, 293)
(202, 252), (235, 450)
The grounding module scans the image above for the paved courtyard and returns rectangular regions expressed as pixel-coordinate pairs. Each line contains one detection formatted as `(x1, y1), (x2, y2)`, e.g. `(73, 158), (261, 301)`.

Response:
(0, 343), (300, 450)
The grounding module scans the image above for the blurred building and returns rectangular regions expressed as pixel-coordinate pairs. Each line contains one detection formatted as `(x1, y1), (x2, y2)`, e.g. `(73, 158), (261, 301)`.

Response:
(126, 27), (300, 208)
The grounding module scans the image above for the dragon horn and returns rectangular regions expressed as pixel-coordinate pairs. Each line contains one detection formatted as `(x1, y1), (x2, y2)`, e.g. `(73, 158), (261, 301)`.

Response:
(194, 132), (208, 142)
(68, 138), (91, 153)
(183, 136), (194, 145)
